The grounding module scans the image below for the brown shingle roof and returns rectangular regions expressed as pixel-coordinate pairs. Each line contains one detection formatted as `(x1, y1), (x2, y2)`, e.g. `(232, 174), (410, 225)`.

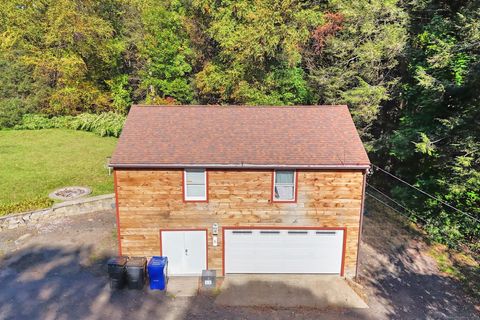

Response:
(110, 105), (370, 168)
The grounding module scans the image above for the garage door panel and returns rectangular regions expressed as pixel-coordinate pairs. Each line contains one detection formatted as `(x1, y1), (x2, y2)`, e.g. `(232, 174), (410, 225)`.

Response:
(225, 229), (344, 274)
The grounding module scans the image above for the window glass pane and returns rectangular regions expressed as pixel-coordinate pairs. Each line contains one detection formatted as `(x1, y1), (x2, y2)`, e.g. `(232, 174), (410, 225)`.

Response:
(186, 185), (205, 197)
(275, 171), (294, 184)
(186, 170), (205, 184)
(185, 169), (206, 200)
(275, 186), (294, 200)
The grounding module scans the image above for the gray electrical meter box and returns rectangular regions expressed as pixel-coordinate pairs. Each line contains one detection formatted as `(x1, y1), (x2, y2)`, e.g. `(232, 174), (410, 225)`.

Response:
(201, 270), (216, 289)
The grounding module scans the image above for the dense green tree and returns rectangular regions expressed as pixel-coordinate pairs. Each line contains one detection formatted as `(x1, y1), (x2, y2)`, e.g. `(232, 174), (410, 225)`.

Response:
(0, 0), (195, 121)
(0, 0), (123, 117)
(0, 2), (49, 125)
(135, 0), (194, 104)
(377, 0), (480, 248)
(190, 0), (322, 105)
(306, 0), (407, 144)
(0, 57), (38, 127)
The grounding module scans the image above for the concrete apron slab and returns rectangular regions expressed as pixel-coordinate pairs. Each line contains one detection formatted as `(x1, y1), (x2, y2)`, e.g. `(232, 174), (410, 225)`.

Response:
(215, 275), (368, 309)
(166, 277), (200, 297)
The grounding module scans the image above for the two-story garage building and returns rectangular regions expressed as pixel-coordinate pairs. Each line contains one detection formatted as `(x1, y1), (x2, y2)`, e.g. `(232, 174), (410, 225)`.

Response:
(110, 105), (370, 278)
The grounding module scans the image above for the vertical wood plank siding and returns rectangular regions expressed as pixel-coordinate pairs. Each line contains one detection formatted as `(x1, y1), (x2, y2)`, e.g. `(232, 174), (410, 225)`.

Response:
(116, 169), (364, 278)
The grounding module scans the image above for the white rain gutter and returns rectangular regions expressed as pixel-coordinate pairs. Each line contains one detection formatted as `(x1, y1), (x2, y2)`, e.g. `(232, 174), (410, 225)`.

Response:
(109, 163), (371, 170)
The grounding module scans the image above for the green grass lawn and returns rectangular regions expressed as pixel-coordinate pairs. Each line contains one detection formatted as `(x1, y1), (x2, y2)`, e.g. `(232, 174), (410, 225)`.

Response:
(0, 129), (118, 215)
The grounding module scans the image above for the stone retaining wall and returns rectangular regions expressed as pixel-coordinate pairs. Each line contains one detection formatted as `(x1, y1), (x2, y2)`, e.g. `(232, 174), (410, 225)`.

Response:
(0, 194), (115, 231)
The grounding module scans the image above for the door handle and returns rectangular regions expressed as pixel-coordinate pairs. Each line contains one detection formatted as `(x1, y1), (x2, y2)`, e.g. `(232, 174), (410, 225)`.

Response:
(185, 248), (188, 256)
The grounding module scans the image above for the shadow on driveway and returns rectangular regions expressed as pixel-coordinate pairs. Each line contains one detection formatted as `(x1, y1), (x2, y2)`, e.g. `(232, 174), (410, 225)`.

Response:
(0, 244), (373, 320)
(0, 245), (174, 319)
(359, 202), (480, 320)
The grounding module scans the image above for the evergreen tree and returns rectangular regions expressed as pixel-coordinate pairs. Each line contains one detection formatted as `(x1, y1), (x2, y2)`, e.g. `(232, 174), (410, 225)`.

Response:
(306, 0), (407, 144)
(380, 0), (480, 247)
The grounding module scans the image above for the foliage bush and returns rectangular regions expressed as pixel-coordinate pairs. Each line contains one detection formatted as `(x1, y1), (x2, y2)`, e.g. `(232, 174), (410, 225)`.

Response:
(14, 113), (126, 137)
(107, 75), (132, 114)
(0, 98), (31, 128)
(70, 113), (125, 137)
(0, 197), (54, 216)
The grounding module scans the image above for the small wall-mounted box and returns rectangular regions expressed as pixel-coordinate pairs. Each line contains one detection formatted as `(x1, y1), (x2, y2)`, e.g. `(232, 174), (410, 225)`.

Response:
(212, 223), (219, 235)
(201, 269), (216, 289)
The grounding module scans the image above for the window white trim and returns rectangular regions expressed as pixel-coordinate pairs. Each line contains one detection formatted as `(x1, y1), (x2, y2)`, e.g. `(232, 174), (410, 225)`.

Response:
(273, 170), (296, 202)
(184, 169), (207, 201)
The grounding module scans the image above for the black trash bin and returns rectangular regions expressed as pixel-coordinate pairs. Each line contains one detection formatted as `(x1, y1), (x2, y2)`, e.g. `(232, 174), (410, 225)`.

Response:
(107, 256), (128, 289)
(126, 257), (147, 290)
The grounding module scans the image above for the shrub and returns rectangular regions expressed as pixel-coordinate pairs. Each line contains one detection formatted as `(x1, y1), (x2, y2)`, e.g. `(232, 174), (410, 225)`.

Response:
(0, 197), (54, 216)
(69, 112), (125, 137)
(14, 114), (58, 130)
(0, 98), (33, 128)
(107, 75), (132, 114)
(14, 112), (126, 137)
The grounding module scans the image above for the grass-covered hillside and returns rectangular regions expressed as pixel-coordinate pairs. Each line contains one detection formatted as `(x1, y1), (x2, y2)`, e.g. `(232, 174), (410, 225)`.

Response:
(0, 129), (117, 215)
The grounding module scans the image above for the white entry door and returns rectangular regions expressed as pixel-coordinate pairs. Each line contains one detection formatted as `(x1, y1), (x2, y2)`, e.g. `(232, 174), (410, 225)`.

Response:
(224, 228), (344, 274)
(161, 230), (207, 275)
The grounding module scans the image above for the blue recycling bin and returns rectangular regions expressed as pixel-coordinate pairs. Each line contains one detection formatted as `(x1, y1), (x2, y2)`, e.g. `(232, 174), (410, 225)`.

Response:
(148, 256), (168, 290)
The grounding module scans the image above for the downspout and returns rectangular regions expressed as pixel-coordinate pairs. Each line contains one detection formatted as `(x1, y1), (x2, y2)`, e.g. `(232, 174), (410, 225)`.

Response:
(355, 168), (368, 281)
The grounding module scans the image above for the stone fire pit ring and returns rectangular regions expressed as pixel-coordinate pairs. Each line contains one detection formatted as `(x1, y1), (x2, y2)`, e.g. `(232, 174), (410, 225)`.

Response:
(49, 186), (92, 201)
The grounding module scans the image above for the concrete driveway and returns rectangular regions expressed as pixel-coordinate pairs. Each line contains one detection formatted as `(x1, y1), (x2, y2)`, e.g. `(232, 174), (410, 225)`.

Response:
(215, 274), (368, 309)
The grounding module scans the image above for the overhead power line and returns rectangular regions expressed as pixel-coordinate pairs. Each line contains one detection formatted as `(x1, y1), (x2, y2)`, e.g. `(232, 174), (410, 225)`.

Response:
(371, 163), (480, 224)
(365, 191), (454, 240)
(366, 185), (430, 225)
(365, 191), (427, 225)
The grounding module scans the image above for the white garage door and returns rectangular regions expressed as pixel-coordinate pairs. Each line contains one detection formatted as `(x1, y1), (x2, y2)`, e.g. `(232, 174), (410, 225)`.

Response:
(224, 228), (344, 274)
(161, 230), (207, 275)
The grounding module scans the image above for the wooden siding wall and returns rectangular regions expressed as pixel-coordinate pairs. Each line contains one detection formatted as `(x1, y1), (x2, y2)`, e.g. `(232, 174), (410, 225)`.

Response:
(116, 169), (364, 278)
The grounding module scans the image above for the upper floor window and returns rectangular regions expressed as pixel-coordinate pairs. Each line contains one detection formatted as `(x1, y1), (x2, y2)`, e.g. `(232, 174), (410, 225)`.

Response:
(273, 170), (296, 202)
(184, 169), (207, 201)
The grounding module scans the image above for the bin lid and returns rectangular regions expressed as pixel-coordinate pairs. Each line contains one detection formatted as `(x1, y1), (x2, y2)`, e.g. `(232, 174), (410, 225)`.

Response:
(126, 257), (147, 267)
(148, 256), (168, 267)
(107, 256), (128, 266)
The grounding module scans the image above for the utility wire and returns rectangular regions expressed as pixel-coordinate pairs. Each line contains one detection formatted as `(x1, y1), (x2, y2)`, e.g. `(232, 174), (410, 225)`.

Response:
(366, 186), (430, 225)
(367, 184), (423, 220)
(371, 163), (480, 224)
(366, 191), (420, 223)
(366, 191), (452, 239)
